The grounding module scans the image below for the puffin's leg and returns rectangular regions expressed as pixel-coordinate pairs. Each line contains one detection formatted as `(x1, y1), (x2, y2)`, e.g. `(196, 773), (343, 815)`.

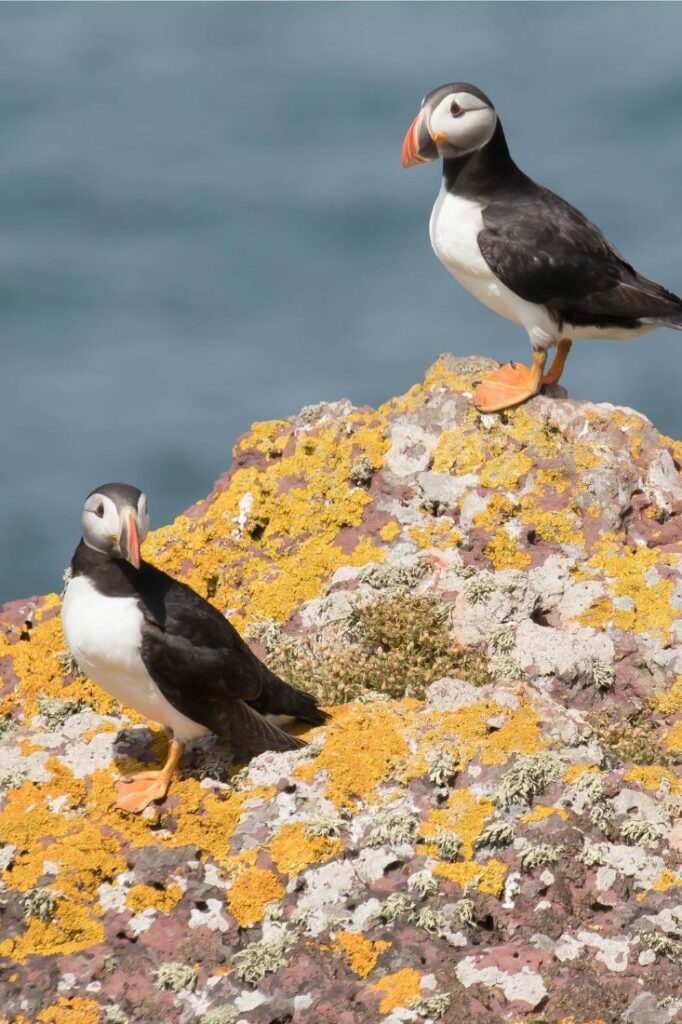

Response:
(473, 350), (547, 413)
(542, 339), (572, 385)
(115, 736), (185, 812)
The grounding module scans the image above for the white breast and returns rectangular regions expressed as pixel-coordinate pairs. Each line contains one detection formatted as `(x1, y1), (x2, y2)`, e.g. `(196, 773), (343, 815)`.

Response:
(61, 575), (208, 742)
(429, 184), (556, 348)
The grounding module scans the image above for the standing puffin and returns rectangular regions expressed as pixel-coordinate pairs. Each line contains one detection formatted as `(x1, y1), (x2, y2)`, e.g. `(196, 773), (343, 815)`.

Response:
(61, 483), (327, 812)
(402, 82), (682, 412)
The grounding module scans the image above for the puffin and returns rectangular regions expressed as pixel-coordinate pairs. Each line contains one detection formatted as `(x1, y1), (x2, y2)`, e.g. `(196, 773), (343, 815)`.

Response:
(61, 482), (327, 812)
(402, 82), (682, 412)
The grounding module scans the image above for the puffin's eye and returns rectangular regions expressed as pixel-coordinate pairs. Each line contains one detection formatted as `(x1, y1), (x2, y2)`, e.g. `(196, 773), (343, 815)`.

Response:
(450, 101), (464, 118)
(94, 503), (104, 518)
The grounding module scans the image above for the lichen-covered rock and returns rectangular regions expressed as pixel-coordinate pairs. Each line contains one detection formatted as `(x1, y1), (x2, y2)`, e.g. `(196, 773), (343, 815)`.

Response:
(1, 356), (681, 1023)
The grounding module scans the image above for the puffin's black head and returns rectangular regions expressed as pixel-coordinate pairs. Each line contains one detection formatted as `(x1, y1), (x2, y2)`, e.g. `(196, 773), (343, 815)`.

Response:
(81, 482), (150, 569)
(402, 82), (497, 168)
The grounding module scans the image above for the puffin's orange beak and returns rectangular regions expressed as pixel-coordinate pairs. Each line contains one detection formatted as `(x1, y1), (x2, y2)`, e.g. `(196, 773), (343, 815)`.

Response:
(401, 109), (439, 168)
(118, 507), (140, 569)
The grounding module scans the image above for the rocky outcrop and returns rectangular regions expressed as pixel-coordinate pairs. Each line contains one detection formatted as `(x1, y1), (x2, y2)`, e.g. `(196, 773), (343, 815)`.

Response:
(1, 356), (681, 1024)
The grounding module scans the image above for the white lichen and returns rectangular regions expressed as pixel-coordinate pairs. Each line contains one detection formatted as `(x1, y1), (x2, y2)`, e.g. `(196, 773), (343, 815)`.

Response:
(0, 768), (27, 792)
(490, 626), (516, 654)
(103, 1008), (128, 1024)
(488, 655), (525, 681)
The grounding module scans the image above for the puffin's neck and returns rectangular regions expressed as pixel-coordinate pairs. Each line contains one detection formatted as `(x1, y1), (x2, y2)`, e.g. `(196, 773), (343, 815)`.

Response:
(441, 121), (522, 197)
(70, 539), (141, 584)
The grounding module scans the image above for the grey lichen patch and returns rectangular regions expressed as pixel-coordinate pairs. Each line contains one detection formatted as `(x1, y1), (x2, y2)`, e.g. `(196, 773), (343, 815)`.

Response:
(592, 661), (615, 691)
(37, 694), (87, 732)
(234, 930), (295, 985)
(368, 808), (419, 848)
(642, 932), (682, 962)
(475, 819), (515, 849)
(361, 560), (428, 591)
(494, 751), (565, 807)
(411, 993), (452, 1020)
(620, 817), (666, 846)
(153, 962), (198, 993)
(422, 826), (461, 862)
(410, 906), (445, 934)
(201, 1008), (239, 1024)
(289, 906), (312, 928)
(519, 843), (563, 871)
(263, 901), (284, 923)
(349, 456), (374, 487)
(376, 892), (414, 924)
(22, 887), (60, 922)
(426, 748), (458, 786)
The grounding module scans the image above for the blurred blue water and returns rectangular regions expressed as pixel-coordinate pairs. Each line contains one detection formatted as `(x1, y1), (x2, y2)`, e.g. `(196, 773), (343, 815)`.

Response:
(2, 2), (682, 602)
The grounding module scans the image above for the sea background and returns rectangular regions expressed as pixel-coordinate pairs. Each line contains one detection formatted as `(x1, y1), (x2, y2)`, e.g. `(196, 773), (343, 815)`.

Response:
(2, 1), (682, 603)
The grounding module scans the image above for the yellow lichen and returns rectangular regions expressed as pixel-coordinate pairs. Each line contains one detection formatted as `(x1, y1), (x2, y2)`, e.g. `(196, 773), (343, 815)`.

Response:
(664, 720), (682, 752)
(334, 931), (391, 978)
(623, 766), (681, 795)
(563, 764), (601, 783)
(409, 518), (462, 551)
(125, 882), (184, 915)
(432, 858), (508, 897)
(652, 869), (682, 892)
(420, 790), (494, 858)
(484, 530), (532, 570)
(521, 805), (569, 822)
(371, 967), (422, 1014)
(35, 998), (100, 1024)
(268, 822), (343, 876)
(226, 867), (285, 927)
(656, 676), (682, 714)
(379, 521), (402, 542)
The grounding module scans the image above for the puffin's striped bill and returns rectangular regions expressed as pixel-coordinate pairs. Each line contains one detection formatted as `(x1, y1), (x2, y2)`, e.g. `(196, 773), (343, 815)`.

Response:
(401, 111), (439, 168)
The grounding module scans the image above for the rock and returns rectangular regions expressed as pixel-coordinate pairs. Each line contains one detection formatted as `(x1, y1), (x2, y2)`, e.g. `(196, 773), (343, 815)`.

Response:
(1, 355), (681, 1022)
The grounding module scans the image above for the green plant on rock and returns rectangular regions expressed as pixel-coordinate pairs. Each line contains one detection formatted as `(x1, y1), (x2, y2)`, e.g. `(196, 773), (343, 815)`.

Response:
(261, 591), (490, 704)
(590, 708), (675, 769)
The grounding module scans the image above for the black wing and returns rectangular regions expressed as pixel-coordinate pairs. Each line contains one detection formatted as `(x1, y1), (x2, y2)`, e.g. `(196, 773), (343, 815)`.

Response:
(136, 563), (269, 735)
(478, 185), (682, 328)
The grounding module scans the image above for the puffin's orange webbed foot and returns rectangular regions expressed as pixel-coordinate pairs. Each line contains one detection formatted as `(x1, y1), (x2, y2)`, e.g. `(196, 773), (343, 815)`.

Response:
(114, 737), (185, 813)
(115, 772), (170, 813)
(473, 361), (543, 413)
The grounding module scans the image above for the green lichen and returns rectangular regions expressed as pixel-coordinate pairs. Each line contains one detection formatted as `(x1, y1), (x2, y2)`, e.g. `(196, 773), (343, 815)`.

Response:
(578, 841), (608, 867)
(0, 715), (15, 741)
(464, 574), (497, 605)
(620, 818), (666, 846)
(303, 817), (344, 839)
(22, 887), (60, 922)
(349, 456), (374, 487)
(361, 560), (428, 590)
(411, 993), (452, 1020)
(234, 930), (295, 985)
(495, 752), (565, 807)
(0, 768), (27, 792)
(592, 661), (615, 691)
(376, 892), (414, 924)
(153, 962), (198, 992)
(422, 826), (461, 862)
(476, 819), (515, 849)
(410, 872), (438, 900)
(368, 809), (419, 848)
(642, 932), (681, 962)
(410, 906), (445, 935)
(37, 694), (87, 731)
(56, 649), (83, 679)
(426, 749), (458, 786)
(490, 626), (516, 654)
(519, 843), (563, 871)
(455, 897), (476, 927)
(103, 1008), (129, 1024)
(488, 655), (525, 681)
(201, 1009), (239, 1024)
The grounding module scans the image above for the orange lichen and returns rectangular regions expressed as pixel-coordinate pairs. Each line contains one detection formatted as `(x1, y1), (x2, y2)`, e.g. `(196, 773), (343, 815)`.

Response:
(379, 521), (402, 542)
(623, 766), (681, 795)
(226, 867), (285, 927)
(433, 857), (508, 897)
(664, 720), (682, 753)
(36, 998), (100, 1024)
(126, 882), (184, 915)
(371, 967), (422, 1014)
(268, 822), (343, 876)
(655, 676), (682, 714)
(576, 536), (679, 639)
(295, 701), (411, 808)
(563, 764), (601, 783)
(484, 530), (532, 571)
(521, 804), (568, 822)
(409, 518), (462, 551)
(335, 931), (391, 978)
(420, 790), (494, 858)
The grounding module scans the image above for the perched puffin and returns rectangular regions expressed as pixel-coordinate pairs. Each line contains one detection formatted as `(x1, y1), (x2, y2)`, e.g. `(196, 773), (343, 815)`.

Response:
(402, 82), (682, 412)
(61, 483), (327, 812)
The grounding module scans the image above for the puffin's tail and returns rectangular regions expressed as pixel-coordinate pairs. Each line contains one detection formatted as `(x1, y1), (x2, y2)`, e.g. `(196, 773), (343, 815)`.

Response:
(227, 699), (306, 755)
(641, 314), (682, 331)
(248, 667), (329, 725)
